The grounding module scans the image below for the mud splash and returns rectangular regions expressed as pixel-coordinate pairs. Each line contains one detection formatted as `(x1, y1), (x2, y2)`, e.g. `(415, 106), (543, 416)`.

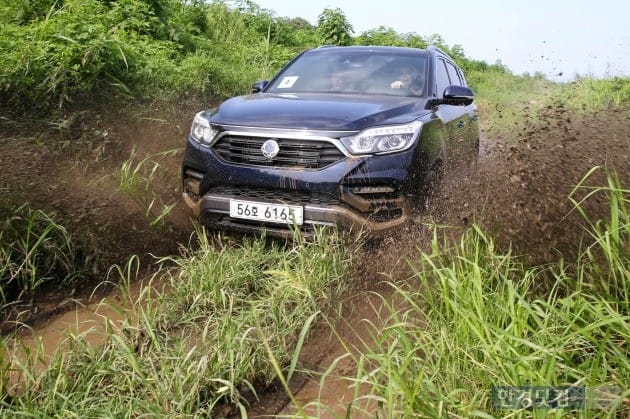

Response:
(249, 104), (630, 415)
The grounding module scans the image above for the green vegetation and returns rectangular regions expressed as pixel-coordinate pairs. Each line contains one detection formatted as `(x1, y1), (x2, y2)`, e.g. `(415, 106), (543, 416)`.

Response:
(475, 73), (630, 137)
(2, 0), (625, 127)
(0, 0), (517, 116)
(560, 76), (630, 110)
(304, 169), (629, 418)
(470, 72), (557, 136)
(317, 7), (354, 46)
(0, 205), (82, 312)
(119, 147), (181, 228)
(1, 229), (352, 415)
(0, 0), (319, 112)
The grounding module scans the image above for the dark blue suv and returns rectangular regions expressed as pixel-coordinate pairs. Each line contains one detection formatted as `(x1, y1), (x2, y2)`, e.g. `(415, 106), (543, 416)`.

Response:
(182, 45), (479, 236)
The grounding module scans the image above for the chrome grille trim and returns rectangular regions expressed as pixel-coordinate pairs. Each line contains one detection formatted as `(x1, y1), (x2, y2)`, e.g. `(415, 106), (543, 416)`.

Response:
(213, 135), (345, 169)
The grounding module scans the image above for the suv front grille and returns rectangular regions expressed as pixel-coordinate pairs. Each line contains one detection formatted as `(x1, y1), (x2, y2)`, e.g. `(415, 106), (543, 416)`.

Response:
(209, 185), (340, 206)
(213, 135), (345, 169)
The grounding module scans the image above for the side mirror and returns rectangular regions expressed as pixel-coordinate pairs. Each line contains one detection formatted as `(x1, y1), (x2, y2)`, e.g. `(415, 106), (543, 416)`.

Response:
(443, 85), (475, 105)
(251, 80), (269, 93)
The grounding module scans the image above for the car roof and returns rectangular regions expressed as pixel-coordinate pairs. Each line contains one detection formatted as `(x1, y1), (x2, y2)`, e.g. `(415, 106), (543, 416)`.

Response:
(311, 45), (429, 55)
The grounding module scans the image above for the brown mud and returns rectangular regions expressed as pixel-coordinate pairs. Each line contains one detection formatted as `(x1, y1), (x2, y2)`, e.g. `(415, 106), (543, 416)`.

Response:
(1, 101), (629, 415)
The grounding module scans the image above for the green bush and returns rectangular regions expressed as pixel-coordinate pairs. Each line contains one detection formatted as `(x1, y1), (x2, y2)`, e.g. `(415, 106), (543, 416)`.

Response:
(0, 0), (165, 109)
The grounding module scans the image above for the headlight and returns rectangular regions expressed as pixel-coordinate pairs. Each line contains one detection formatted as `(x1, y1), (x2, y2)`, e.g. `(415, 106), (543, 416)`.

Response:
(340, 120), (422, 155)
(190, 112), (217, 146)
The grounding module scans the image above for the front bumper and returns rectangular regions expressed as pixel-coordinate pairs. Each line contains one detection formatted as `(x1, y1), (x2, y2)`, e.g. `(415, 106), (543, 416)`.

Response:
(182, 187), (409, 237)
(182, 132), (421, 237)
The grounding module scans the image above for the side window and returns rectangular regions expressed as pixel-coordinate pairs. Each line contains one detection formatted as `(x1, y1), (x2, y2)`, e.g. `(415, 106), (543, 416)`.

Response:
(435, 59), (450, 98)
(445, 61), (463, 86)
(456, 67), (468, 87)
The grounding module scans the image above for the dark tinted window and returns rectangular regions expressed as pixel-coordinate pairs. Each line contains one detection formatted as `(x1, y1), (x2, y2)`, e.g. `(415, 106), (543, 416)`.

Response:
(445, 61), (463, 86)
(435, 59), (451, 97)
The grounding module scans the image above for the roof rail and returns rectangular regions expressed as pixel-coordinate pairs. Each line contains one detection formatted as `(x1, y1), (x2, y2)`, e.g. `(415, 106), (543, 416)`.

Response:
(427, 45), (449, 55)
(427, 45), (456, 60)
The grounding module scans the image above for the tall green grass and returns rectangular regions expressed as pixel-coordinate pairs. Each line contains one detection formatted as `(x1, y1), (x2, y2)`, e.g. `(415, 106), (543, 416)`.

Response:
(559, 76), (630, 110)
(119, 147), (181, 228)
(1, 228), (353, 416)
(468, 70), (630, 137)
(329, 169), (628, 418)
(0, 0), (314, 112)
(0, 205), (80, 312)
(569, 167), (629, 304)
(469, 70), (558, 136)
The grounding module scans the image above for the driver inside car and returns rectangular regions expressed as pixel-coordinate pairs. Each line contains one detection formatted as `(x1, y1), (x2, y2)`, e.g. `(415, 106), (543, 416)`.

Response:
(390, 65), (423, 95)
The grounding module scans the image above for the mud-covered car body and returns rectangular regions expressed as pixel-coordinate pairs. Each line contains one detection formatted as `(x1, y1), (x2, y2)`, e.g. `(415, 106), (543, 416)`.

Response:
(182, 45), (479, 236)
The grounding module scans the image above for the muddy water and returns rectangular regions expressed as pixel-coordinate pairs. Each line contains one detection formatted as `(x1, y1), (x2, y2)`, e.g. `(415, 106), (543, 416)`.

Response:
(3, 280), (147, 394)
(280, 356), (375, 418)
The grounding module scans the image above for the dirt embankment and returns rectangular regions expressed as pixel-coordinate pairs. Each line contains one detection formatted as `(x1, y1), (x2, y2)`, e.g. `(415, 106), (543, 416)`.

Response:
(0, 101), (199, 326)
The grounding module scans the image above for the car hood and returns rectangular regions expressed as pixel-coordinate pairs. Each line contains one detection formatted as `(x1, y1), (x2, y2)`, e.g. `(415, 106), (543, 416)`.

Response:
(208, 93), (432, 131)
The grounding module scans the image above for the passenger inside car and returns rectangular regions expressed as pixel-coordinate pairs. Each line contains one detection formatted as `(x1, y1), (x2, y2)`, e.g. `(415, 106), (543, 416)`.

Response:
(329, 71), (346, 91)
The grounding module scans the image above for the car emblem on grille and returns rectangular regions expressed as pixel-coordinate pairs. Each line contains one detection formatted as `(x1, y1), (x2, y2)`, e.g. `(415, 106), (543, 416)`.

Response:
(261, 139), (280, 160)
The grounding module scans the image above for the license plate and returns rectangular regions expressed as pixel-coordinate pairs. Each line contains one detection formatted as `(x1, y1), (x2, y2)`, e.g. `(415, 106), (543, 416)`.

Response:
(229, 199), (304, 225)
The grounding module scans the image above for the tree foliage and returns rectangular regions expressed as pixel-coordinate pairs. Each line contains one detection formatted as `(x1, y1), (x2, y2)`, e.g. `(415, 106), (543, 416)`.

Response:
(0, 0), (514, 115)
(355, 26), (426, 48)
(316, 7), (354, 46)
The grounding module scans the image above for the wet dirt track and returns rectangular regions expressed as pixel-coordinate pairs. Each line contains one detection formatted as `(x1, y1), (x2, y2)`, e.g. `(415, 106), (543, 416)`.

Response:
(1, 102), (629, 416)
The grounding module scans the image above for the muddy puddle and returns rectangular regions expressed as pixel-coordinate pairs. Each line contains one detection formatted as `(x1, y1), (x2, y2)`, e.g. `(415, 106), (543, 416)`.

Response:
(3, 279), (154, 394)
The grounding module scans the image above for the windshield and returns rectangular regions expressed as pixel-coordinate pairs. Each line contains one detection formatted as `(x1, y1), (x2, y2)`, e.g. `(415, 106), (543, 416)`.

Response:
(266, 49), (427, 97)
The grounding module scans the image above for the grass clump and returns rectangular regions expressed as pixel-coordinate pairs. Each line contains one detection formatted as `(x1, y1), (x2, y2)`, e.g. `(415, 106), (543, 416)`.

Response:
(119, 147), (181, 228)
(1, 227), (352, 416)
(339, 169), (629, 418)
(0, 205), (81, 312)
(559, 76), (630, 111)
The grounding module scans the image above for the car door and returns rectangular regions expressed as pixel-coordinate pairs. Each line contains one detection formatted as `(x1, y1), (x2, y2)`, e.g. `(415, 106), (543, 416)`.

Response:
(435, 57), (471, 165)
(446, 60), (479, 156)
